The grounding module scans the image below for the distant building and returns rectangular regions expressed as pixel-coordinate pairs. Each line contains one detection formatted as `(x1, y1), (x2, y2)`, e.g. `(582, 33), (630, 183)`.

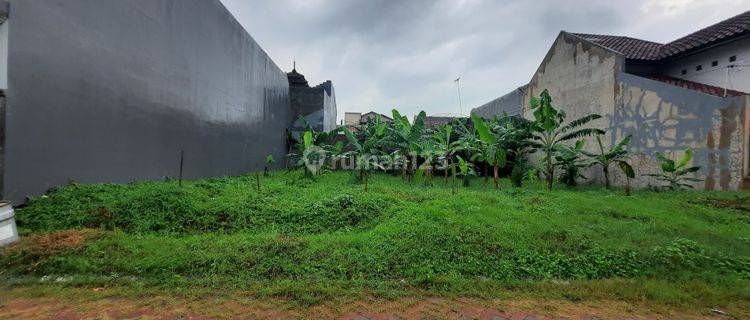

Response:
(424, 116), (465, 128)
(288, 67), (337, 133)
(344, 112), (363, 126)
(472, 11), (750, 190)
(342, 111), (392, 131)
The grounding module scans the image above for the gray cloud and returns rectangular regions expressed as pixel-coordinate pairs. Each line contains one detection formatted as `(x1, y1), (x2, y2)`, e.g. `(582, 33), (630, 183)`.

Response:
(221, 0), (750, 121)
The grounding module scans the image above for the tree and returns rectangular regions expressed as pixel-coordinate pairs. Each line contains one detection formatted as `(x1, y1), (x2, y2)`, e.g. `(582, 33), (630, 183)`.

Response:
(414, 139), (438, 185)
(453, 155), (476, 188)
(581, 134), (635, 190)
(643, 148), (701, 190)
(494, 115), (536, 188)
(529, 90), (604, 190)
(433, 124), (458, 183)
(387, 110), (427, 181)
(470, 114), (507, 189)
(286, 118), (341, 176)
(555, 140), (588, 187)
(342, 115), (388, 192)
(288, 130), (324, 177)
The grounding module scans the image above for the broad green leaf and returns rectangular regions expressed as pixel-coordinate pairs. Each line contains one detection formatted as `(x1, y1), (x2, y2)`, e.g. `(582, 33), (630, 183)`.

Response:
(496, 148), (507, 168)
(303, 131), (313, 149)
(529, 96), (540, 109)
(471, 113), (496, 144)
(375, 123), (386, 136)
(676, 148), (693, 169)
(617, 160), (635, 178)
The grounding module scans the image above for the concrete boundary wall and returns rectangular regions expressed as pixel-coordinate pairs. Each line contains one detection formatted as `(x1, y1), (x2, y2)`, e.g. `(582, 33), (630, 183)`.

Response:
(466, 31), (749, 190)
(614, 72), (748, 190)
(2, 0), (292, 202)
(472, 85), (526, 118)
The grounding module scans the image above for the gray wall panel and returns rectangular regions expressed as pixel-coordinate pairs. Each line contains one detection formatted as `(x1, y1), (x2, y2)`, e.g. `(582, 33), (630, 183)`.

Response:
(3, 0), (292, 202)
(471, 85), (527, 118)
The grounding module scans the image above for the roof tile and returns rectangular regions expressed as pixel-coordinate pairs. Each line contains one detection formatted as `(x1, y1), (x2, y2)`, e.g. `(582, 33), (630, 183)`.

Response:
(572, 10), (750, 60)
(572, 33), (662, 60)
(642, 74), (747, 97)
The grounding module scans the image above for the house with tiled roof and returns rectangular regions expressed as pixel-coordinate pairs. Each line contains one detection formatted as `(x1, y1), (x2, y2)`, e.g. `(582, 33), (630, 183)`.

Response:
(342, 111), (392, 131)
(472, 11), (750, 190)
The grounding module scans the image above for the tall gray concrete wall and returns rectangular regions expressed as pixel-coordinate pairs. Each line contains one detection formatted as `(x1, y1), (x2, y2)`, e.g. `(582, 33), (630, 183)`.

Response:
(2, 0), (292, 202)
(471, 85), (527, 118)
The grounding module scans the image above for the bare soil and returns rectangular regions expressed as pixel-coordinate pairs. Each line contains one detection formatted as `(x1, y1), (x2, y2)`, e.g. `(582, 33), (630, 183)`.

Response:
(0, 293), (737, 319)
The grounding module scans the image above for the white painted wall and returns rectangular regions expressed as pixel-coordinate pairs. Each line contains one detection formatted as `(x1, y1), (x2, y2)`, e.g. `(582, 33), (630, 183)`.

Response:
(664, 37), (750, 93)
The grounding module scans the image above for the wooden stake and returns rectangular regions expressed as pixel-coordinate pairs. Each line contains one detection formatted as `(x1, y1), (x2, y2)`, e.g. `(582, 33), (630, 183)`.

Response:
(178, 150), (184, 186)
(255, 171), (261, 192)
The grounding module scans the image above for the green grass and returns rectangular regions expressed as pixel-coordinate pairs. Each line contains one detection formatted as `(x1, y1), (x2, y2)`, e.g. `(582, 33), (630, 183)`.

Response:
(3, 171), (750, 311)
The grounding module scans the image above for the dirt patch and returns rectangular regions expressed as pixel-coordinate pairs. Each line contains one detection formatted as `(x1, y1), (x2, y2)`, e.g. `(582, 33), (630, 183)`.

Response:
(2, 229), (104, 257)
(0, 293), (737, 320)
(0, 229), (104, 272)
(696, 196), (750, 212)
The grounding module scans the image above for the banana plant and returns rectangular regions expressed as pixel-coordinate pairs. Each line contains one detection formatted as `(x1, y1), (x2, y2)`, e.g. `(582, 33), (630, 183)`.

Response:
(453, 155), (476, 189)
(415, 139), (438, 186)
(452, 119), (489, 183)
(384, 150), (406, 176)
(294, 130), (326, 177)
(264, 154), (275, 176)
(494, 115), (536, 187)
(323, 139), (344, 171)
(342, 115), (387, 192)
(433, 124), (459, 182)
(581, 134), (635, 190)
(555, 140), (588, 187)
(529, 89), (604, 190)
(470, 113), (507, 189)
(387, 109), (427, 181)
(286, 118), (340, 175)
(643, 148), (701, 190)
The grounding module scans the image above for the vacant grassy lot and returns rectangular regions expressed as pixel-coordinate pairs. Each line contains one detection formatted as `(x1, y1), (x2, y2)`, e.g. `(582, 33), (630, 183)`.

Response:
(2, 171), (750, 316)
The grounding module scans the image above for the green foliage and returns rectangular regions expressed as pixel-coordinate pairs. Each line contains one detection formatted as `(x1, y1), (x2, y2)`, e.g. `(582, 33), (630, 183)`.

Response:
(528, 89), (604, 190)
(644, 148), (702, 190)
(470, 114), (509, 188)
(343, 115), (388, 191)
(6, 172), (750, 307)
(386, 110), (427, 181)
(265, 155), (276, 165)
(581, 134), (635, 190)
(281, 92), (694, 194)
(452, 156), (476, 188)
(555, 140), (588, 187)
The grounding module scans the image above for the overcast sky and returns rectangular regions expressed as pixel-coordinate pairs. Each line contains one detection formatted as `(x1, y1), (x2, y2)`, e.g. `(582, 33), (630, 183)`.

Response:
(220, 0), (750, 121)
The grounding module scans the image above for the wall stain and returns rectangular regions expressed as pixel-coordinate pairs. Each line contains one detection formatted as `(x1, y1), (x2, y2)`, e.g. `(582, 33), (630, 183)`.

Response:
(718, 105), (740, 189)
(705, 131), (716, 190)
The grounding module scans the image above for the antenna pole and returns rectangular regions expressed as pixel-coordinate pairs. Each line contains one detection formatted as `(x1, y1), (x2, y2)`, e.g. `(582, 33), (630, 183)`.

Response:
(455, 77), (463, 116)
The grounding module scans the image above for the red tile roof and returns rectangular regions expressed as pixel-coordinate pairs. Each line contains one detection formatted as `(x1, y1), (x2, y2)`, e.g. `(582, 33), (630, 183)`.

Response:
(572, 11), (750, 60)
(661, 10), (750, 58)
(572, 34), (663, 60)
(642, 74), (748, 97)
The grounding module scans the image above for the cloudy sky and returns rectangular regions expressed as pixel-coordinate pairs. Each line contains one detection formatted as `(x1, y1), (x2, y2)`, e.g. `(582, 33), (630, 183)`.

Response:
(221, 0), (750, 121)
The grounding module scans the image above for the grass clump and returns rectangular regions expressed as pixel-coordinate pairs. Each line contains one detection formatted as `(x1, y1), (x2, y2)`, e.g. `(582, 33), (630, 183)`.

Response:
(2, 171), (750, 311)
